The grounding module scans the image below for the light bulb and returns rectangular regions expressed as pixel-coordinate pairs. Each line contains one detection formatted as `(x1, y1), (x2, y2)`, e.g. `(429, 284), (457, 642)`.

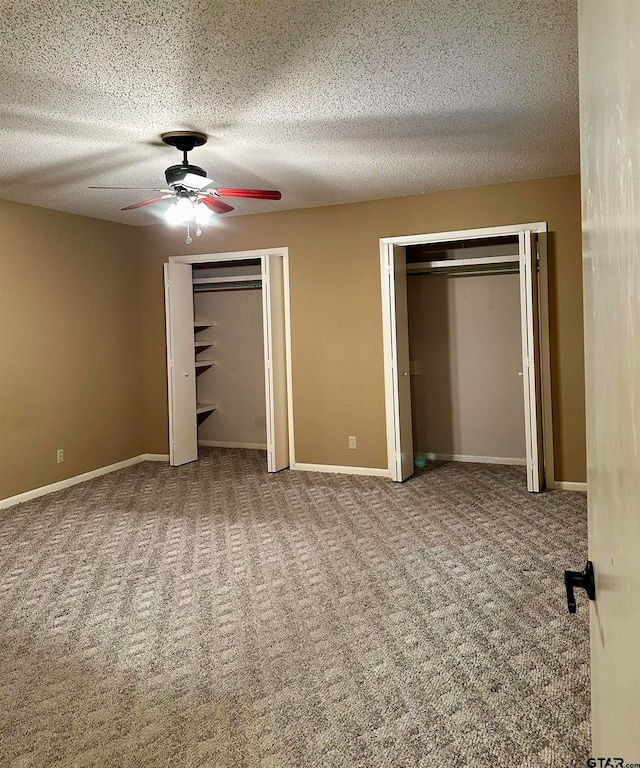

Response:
(164, 201), (181, 224)
(175, 197), (195, 222)
(196, 201), (214, 224)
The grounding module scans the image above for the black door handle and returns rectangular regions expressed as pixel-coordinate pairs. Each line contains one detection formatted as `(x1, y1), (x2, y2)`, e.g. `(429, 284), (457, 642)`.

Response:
(564, 560), (596, 613)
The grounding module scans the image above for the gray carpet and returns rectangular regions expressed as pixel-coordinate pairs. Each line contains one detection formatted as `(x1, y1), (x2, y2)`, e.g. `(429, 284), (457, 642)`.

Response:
(0, 450), (590, 767)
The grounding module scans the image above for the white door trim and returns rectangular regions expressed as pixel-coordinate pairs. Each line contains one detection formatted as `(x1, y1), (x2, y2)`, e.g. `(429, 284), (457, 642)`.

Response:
(382, 222), (548, 247)
(169, 247), (288, 264)
(166, 247), (295, 469)
(380, 222), (554, 488)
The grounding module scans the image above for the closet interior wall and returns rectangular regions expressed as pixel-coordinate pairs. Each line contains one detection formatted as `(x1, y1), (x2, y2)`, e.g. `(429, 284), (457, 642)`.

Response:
(406, 237), (526, 464)
(192, 260), (267, 451)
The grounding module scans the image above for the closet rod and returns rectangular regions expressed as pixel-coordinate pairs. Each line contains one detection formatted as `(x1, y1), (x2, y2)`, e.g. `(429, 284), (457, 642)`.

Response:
(408, 266), (520, 277)
(193, 274), (262, 285)
(193, 281), (262, 292)
(407, 254), (518, 271)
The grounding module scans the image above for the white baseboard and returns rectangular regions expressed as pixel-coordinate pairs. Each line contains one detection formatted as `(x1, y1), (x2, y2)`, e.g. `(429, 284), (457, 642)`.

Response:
(0, 453), (168, 510)
(551, 480), (588, 492)
(292, 462), (391, 478)
(417, 452), (527, 466)
(198, 440), (267, 450)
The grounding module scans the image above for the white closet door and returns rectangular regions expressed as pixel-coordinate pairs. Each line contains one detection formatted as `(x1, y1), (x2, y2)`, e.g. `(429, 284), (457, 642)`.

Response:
(262, 254), (290, 472)
(164, 262), (198, 466)
(384, 244), (414, 481)
(519, 231), (544, 491)
(580, 0), (640, 752)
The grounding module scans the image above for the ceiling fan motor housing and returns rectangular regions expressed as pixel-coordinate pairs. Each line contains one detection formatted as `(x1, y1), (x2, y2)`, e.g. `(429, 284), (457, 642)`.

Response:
(161, 131), (209, 188)
(165, 163), (207, 188)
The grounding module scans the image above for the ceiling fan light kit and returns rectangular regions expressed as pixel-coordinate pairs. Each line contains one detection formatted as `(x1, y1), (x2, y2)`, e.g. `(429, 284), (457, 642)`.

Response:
(89, 131), (282, 243)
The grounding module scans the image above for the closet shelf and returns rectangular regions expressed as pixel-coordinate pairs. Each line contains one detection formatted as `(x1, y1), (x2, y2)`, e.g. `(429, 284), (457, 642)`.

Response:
(195, 360), (215, 368)
(194, 320), (212, 328)
(407, 254), (519, 273)
(194, 340), (214, 347)
(193, 275), (262, 285)
(196, 403), (217, 415)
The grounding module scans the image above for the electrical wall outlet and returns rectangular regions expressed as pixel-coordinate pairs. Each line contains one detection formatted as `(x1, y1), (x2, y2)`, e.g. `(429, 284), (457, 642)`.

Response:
(57, 448), (64, 464)
(348, 435), (357, 450)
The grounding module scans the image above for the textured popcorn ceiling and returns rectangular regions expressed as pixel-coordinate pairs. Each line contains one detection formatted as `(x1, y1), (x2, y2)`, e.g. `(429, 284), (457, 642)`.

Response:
(0, 0), (579, 225)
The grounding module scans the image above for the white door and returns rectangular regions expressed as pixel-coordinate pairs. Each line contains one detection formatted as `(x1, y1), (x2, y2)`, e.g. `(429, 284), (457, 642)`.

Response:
(382, 244), (414, 481)
(580, 0), (640, 758)
(164, 262), (197, 466)
(262, 254), (290, 472)
(519, 231), (544, 492)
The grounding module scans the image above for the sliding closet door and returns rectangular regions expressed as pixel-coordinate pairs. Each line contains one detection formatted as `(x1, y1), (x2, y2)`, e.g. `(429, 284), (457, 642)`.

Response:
(519, 231), (544, 491)
(164, 263), (198, 466)
(262, 254), (290, 472)
(382, 244), (414, 481)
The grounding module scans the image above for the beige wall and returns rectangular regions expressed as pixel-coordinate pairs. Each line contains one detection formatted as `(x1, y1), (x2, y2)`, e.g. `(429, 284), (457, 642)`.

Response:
(139, 174), (586, 482)
(0, 176), (585, 500)
(408, 271), (526, 460)
(0, 200), (143, 499)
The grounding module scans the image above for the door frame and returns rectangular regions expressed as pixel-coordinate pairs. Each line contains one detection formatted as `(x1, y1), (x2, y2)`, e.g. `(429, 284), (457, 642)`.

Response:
(379, 221), (555, 488)
(167, 247), (295, 469)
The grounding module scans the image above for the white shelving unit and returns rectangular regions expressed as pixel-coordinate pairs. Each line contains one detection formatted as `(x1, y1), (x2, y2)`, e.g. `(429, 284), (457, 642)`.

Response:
(196, 403), (217, 415)
(194, 321), (215, 413)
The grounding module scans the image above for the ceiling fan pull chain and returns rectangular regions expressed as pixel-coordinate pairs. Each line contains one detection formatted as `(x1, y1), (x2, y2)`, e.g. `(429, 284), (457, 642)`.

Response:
(186, 220), (192, 245)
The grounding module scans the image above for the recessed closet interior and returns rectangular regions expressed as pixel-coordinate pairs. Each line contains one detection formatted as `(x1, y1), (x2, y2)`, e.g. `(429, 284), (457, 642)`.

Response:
(191, 259), (268, 460)
(405, 235), (526, 466)
(165, 249), (290, 472)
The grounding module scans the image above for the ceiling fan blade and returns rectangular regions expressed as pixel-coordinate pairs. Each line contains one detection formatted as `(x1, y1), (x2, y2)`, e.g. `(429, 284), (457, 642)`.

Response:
(200, 196), (235, 214)
(215, 188), (282, 200)
(181, 173), (215, 191)
(121, 195), (172, 211)
(90, 186), (170, 191)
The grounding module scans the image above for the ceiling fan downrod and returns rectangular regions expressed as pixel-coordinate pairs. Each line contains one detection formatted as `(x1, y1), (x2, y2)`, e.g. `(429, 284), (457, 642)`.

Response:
(161, 131), (209, 189)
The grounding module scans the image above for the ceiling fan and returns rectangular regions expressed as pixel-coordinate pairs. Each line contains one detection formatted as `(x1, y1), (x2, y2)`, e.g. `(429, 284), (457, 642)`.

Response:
(89, 131), (282, 243)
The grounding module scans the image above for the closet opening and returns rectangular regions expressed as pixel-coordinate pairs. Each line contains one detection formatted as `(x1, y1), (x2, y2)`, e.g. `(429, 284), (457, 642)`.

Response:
(380, 224), (553, 492)
(164, 248), (292, 473)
